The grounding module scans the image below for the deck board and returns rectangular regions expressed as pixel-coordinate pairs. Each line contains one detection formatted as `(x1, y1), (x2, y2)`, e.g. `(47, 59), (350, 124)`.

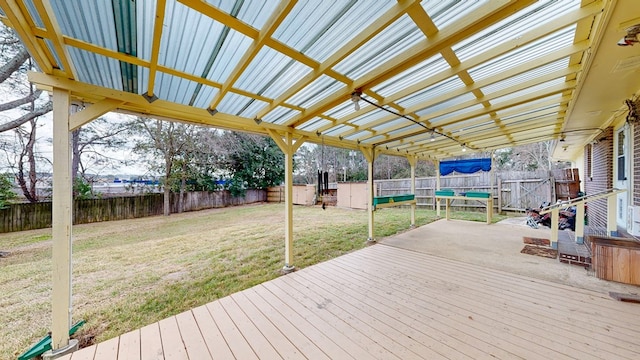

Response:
(218, 296), (282, 359)
(364, 246), (640, 357)
(117, 330), (140, 360)
(140, 323), (164, 360)
(158, 317), (188, 360)
(69, 244), (640, 359)
(206, 300), (258, 360)
(175, 310), (212, 360)
(333, 250), (612, 359)
(238, 288), (330, 360)
(191, 305), (235, 360)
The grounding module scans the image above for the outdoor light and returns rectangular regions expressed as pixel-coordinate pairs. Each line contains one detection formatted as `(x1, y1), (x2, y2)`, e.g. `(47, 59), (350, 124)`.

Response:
(351, 91), (362, 111)
(461, 143), (467, 152)
(430, 131), (435, 142)
(559, 134), (566, 142)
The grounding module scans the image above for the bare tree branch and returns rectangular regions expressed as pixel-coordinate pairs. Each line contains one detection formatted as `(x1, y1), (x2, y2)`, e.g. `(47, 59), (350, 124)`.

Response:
(0, 101), (52, 132)
(0, 89), (43, 111)
(0, 47), (29, 83)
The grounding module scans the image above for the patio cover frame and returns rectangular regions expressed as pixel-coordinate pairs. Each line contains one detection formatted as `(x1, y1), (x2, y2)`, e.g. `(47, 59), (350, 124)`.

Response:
(0, 0), (619, 353)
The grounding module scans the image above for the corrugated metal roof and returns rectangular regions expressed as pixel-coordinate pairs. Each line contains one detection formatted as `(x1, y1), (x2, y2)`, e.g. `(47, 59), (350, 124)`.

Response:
(0, 0), (611, 160)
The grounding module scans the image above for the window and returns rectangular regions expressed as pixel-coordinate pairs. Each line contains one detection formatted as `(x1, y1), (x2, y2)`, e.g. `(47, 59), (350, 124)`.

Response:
(618, 130), (626, 181)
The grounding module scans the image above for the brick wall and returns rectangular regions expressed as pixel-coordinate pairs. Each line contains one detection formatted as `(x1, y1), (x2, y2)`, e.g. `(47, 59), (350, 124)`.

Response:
(635, 123), (640, 206)
(584, 127), (613, 229)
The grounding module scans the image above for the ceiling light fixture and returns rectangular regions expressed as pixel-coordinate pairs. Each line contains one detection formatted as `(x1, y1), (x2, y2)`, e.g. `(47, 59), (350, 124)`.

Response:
(351, 91), (362, 111)
(461, 143), (467, 152)
(430, 131), (435, 142)
(559, 134), (566, 142)
(618, 24), (640, 46)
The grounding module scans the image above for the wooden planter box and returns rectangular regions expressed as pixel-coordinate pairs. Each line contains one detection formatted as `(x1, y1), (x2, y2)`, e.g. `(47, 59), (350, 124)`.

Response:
(590, 235), (640, 285)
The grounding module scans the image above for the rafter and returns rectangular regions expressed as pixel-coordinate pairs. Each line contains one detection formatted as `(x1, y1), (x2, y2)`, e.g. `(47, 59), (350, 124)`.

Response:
(207, 0), (297, 111)
(0, 0), (53, 72)
(283, 0), (536, 128)
(33, 0), (76, 78)
(256, 0), (419, 120)
(145, 0), (167, 98)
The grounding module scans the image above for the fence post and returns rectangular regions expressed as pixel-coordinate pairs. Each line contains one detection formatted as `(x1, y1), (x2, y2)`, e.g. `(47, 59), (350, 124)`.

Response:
(497, 178), (502, 213)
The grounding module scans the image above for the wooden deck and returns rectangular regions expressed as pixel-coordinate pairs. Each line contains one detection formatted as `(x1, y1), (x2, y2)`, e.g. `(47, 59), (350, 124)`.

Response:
(61, 244), (640, 360)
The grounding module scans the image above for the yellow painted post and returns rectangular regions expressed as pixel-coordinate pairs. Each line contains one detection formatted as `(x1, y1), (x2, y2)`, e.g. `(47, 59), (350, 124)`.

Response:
(51, 88), (73, 350)
(551, 208), (559, 249)
(361, 147), (376, 242)
(575, 202), (585, 244)
(283, 132), (294, 270)
(607, 194), (617, 236)
(268, 130), (306, 272)
(408, 156), (416, 227)
(435, 160), (441, 216)
(486, 198), (493, 225)
(445, 199), (451, 220)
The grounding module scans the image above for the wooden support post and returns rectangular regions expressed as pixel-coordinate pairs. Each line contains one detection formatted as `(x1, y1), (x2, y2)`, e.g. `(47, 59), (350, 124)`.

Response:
(268, 130), (306, 272)
(51, 88), (73, 351)
(435, 160), (441, 216)
(445, 198), (451, 220)
(550, 208), (559, 249)
(408, 156), (416, 227)
(607, 194), (617, 236)
(361, 147), (376, 242)
(575, 203), (585, 244)
(490, 151), (495, 215)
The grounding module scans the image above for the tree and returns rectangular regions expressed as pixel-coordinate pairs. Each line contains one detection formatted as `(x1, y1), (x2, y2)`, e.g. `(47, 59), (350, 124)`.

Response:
(130, 117), (196, 215)
(14, 119), (39, 202)
(1, 24), (52, 202)
(0, 24), (52, 133)
(69, 112), (131, 197)
(495, 142), (554, 171)
(218, 132), (285, 196)
(0, 173), (16, 209)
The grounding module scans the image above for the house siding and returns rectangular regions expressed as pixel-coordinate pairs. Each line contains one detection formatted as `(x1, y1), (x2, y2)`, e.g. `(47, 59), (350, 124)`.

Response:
(635, 123), (640, 207)
(584, 127), (613, 229)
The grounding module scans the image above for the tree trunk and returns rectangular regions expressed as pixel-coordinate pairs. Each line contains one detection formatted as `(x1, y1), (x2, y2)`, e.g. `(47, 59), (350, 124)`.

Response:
(163, 155), (172, 216)
(16, 120), (38, 202)
(178, 161), (187, 213)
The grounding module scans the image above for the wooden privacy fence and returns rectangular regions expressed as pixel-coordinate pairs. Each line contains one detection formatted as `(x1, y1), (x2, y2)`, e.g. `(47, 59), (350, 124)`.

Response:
(0, 190), (266, 233)
(376, 170), (569, 213)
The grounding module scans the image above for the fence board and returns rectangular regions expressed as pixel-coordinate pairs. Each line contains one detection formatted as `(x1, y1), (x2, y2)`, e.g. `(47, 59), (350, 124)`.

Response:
(0, 190), (266, 233)
(375, 170), (561, 213)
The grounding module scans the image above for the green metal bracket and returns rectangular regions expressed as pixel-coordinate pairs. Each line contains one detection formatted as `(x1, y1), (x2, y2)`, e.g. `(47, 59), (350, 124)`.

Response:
(18, 320), (85, 360)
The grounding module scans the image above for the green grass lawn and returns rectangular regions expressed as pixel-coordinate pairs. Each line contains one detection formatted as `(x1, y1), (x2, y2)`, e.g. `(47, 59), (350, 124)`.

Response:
(0, 203), (506, 358)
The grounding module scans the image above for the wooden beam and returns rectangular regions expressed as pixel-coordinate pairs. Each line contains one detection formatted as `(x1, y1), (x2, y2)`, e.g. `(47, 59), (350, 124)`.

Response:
(145, 0), (167, 98)
(283, 0), (536, 129)
(208, 0), (296, 110)
(51, 87), (72, 350)
(69, 98), (124, 131)
(267, 130), (305, 271)
(371, 82), (576, 147)
(0, 0), (53, 72)
(356, 66), (580, 143)
(178, 0), (259, 39)
(256, 0), (418, 120)
(33, 0), (77, 78)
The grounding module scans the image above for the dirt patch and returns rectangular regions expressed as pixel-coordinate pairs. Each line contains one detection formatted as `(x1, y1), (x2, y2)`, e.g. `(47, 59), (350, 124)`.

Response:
(521, 245), (558, 258)
(523, 236), (551, 246)
(74, 327), (99, 350)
